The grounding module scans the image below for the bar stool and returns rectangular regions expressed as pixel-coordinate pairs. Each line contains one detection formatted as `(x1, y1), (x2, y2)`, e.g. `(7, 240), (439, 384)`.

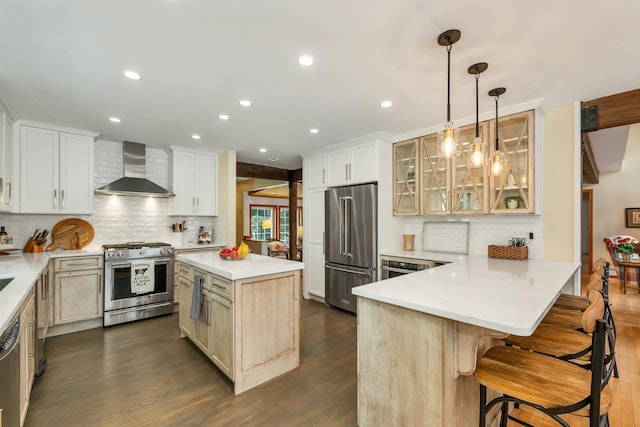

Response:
(503, 291), (604, 369)
(554, 259), (606, 311)
(474, 317), (613, 427)
(542, 290), (602, 331)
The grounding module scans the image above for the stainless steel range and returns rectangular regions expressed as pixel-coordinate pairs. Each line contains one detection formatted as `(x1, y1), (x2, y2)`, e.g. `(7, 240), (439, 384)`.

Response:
(103, 242), (175, 326)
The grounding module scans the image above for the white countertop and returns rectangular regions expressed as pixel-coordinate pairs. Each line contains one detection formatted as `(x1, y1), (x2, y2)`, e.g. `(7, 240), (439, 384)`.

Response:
(353, 255), (580, 336)
(176, 252), (304, 280)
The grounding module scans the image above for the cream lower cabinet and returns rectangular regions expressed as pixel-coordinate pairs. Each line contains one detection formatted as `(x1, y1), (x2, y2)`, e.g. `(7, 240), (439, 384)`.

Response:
(52, 256), (103, 325)
(19, 288), (35, 426)
(178, 263), (300, 395)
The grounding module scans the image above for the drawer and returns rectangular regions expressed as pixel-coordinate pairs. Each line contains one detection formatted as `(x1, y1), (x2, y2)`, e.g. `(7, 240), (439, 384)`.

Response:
(193, 268), (212, 291)
(211, 275), (233, 301)
(55, 256), (103, 272)
(177, 262), (193, 279)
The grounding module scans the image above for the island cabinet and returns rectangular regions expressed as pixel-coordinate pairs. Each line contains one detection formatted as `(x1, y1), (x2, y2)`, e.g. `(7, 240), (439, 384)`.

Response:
(177, 253), (302, 395)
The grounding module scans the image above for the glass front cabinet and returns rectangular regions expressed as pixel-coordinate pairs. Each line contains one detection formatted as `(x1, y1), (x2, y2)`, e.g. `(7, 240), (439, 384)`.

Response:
(392, 109), (534, 216)
(392, 138), (419, 215)
(489, 110), (534, 214)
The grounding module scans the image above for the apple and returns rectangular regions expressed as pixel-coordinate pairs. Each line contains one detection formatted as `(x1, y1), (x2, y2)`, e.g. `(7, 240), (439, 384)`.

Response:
(232, 246), (239, 252)
(229, 250), (238, 260)
(221, 248), (231, 254)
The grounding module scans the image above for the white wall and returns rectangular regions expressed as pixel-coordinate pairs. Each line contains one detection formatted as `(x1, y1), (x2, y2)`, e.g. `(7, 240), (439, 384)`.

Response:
(0, 140), (224, 248)
(584, 123), (640, 265)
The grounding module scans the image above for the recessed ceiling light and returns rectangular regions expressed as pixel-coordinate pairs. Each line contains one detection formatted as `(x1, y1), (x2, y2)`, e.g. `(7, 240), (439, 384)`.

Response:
(239, 100), (252, 107)
(268, 158), (280, 162)
(192, 134), (201, 140)
(310, 128), (319, 134)
(259, 148), (267, 153)
(219, 114), (229, 120)
(123, 70), (141, 80)
(298, 55), (314, 66)
(109, 117), (121, 123)
(380, 100), (393, 108)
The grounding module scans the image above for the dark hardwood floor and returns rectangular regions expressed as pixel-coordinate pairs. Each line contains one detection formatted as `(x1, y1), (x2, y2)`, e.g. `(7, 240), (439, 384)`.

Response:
(26, 275), (640, 426)
(25, 299), (358, 427)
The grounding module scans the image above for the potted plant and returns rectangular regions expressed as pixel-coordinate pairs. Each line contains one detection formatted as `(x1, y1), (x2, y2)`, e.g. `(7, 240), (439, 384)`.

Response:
(615, 242), (637, 262)
(504, 195), (523, 210)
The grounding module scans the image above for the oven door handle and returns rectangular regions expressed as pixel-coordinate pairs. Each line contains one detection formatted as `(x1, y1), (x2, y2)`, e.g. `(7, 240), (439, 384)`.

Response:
(106, 262), (131, 269)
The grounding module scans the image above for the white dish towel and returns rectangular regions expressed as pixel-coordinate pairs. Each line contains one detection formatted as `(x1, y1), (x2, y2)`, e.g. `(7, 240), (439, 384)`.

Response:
(130, 260), (155, 294)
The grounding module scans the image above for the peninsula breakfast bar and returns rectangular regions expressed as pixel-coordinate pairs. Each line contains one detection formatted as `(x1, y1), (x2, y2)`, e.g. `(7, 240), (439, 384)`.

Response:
(352, 254), (580, 426)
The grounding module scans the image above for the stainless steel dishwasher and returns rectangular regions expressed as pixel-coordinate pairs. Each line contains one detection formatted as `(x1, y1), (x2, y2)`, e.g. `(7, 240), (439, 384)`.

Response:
(0, 314), (20, 427)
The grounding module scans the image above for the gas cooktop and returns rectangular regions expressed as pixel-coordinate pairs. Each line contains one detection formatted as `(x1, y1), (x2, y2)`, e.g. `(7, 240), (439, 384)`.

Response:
(102, 242), (172, 250)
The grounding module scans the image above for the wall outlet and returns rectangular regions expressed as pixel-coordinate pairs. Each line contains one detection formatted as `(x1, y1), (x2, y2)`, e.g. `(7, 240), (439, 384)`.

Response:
(529, 232), (534, 239)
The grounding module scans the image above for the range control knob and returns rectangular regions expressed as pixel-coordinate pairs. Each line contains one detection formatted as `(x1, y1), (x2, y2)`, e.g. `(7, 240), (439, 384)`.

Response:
(117, 251), (124, 257)
(139, 250), (146, 256)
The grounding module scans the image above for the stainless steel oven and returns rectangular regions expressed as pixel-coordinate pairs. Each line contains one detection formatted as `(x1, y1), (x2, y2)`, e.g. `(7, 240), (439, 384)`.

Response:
(380, 255), (445, 279)
(103, 242), (174, 326)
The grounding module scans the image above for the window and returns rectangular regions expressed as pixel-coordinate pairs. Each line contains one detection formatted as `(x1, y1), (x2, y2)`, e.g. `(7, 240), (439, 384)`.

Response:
(250, 205), (275, 240)
(279, 208), (290, 244)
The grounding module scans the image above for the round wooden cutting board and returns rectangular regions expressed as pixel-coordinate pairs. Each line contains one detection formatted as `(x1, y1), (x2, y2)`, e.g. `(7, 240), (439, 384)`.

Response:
(47, 218), (95, 251)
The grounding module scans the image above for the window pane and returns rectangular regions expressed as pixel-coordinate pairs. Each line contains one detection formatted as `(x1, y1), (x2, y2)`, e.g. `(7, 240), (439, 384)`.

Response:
(250, 206), (274, 240)
(280, 208), (290, 244)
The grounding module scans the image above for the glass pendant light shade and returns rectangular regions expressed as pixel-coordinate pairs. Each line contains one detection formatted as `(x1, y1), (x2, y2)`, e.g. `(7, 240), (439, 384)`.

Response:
(437, 29), (461, 158)
(470, 137), (485, 166)
(438, 121), (459, 157)
(467, 62), (488, 167)
(488, 87), (506, 176)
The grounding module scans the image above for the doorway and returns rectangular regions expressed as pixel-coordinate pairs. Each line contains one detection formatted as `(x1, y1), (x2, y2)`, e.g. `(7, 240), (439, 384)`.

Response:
(581, 189), (593, 273)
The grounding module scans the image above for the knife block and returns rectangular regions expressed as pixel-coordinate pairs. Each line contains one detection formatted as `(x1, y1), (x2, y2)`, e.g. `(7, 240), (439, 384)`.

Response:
(23, 237), (45, 253)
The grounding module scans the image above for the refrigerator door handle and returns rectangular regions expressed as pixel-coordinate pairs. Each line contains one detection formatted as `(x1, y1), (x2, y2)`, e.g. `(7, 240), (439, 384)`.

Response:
(325, 264), (371, 276)
(338, 197), (344, 255)
(344, 196), (352, 258)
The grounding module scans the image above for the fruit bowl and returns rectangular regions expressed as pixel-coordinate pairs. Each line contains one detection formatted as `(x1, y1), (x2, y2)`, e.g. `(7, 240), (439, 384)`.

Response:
(219, 243), (249, 260)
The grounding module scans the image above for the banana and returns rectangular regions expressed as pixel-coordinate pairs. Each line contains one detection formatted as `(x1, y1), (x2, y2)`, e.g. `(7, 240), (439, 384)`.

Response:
(237, 241), (249, 259)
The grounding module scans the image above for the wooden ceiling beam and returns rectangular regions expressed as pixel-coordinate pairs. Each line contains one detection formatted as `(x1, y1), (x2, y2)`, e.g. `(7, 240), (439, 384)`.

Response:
(582, 88), (640, 130)
(236, 162), (290, 181)
(582, 133), (599, 184)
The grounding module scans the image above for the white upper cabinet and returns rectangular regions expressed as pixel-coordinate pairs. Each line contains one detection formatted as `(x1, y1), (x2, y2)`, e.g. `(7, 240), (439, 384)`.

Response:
(19, 123), (95, 214)
(305, 153), (327, 190)
(326, 140), (378, 187)
(169, 147), (218, 216)
(0, 105), (15, 212)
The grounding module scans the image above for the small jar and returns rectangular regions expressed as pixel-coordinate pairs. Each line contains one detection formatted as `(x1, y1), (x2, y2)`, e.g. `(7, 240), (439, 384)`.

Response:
(402, 234), (415, 251)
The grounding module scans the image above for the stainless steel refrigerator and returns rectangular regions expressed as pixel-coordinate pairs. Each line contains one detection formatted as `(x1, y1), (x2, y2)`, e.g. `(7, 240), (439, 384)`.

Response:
(325, 183), (377, 313)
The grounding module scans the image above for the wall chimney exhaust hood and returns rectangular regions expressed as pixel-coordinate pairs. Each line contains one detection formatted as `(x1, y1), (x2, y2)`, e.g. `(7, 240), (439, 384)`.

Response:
(95, 141), (175, 198)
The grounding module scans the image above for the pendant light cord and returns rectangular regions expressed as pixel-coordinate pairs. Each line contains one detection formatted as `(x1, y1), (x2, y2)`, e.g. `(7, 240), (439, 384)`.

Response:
(447, 43), (452, 122)
(494, 94), (499, 151)
(475, 73), (480, 138)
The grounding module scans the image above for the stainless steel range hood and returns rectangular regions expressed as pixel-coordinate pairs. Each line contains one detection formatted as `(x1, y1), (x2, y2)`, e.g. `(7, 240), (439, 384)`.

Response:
(95, 141), (175, 198)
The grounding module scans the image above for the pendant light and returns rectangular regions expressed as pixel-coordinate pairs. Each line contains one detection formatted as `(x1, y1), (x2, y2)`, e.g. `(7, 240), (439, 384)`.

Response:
(467, 62), (488, 167)
(488, 87), (506, 176)
(437, 29), (461, 158)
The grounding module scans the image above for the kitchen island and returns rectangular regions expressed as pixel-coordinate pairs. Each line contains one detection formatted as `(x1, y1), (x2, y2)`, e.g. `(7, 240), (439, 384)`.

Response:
(175, 252), (303, 395)
(352, 255), (580, 426)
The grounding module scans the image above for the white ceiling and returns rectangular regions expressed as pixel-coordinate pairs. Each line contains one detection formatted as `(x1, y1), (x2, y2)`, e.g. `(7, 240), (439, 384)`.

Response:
(1, 0), (639, 170)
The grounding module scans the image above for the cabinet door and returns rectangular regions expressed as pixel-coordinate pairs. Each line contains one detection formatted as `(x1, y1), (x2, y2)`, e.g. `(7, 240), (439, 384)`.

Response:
(326, 148), (349, 187)
(304, 189), (325, 298)
(420, 133), (450, 215)
(170, 150), (196, 215)
(393, 139), (419, 215)
(53, 269), (103, 324)
(192, 290), (210, 353)
(19, 292), (35, 425)
(349, 140), (378, 184)
(452, 123), (489, 214)
(195, 153), (218, 216)
(178, 277), (194, 336)
(305, 153), (327, 190)
(19, 126), (59, 213)
(489, 110), (534, 214)
(0, 110), (14, 211)
(210, 293), (233, 379)
(59, 132), (94, 214)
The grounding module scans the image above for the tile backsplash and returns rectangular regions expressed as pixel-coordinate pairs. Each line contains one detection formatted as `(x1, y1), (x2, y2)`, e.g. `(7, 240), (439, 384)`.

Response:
(398, 214), (543, 259)
(0, 140), (223, 249)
